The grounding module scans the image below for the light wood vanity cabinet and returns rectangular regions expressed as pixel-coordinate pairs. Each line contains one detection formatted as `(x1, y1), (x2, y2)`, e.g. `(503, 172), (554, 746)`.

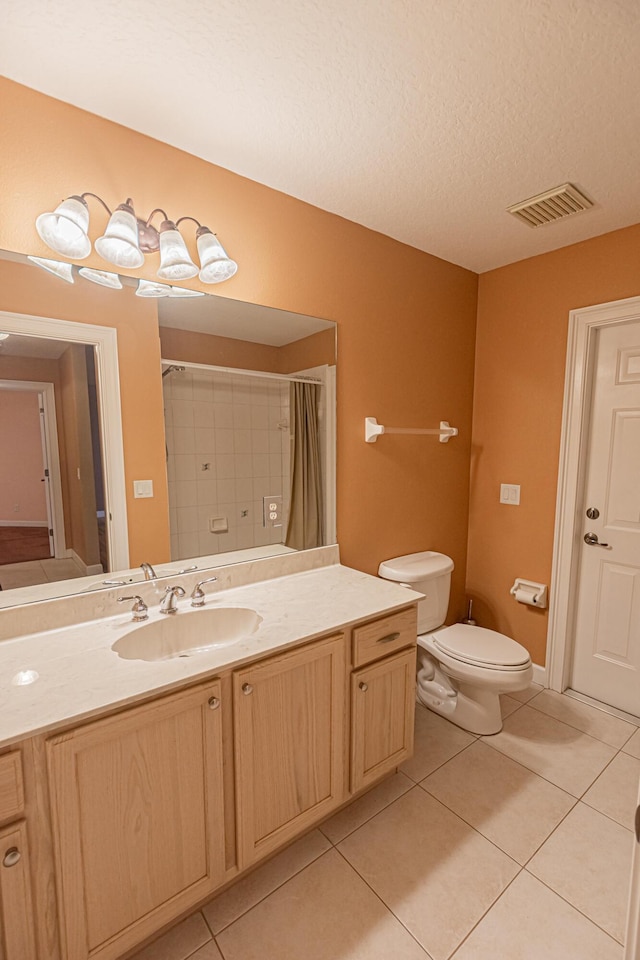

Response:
(30, 603), (416, 960)
(350, 608), (417, 792)
(233, 633), (347, 868)
(46, 679), (226, 960)
(0, 751), (37, 960)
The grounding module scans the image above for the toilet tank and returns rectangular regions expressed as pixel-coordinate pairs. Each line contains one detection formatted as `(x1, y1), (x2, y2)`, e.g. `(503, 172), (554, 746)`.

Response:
(378, 551), (454, 634)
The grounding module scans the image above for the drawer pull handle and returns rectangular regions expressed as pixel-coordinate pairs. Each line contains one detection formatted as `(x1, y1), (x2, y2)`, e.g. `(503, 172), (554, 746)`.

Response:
(377, 632), (400, 644)
(208, 696), (220, 710)
(359, 681), (368, 692)
(3, 847), (20, 868)
(242, 683), (253, 695)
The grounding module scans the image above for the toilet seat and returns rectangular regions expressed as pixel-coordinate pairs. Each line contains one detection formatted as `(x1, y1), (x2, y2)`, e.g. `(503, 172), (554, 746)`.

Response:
(425, 624), (531, 671)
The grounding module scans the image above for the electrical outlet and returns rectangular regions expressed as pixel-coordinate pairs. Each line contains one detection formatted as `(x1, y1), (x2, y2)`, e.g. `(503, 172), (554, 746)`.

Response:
(263, 495), (282, 528)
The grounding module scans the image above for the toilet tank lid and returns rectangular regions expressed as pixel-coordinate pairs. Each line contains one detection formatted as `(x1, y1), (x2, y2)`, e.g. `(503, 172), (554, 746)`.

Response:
(378, 551), (454, 583)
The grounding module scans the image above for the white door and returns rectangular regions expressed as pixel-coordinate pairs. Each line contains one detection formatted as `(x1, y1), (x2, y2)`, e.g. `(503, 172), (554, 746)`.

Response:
(38, 392), (55, 556)
(570, 320), (640, 715)
(625, 782), (640, 960)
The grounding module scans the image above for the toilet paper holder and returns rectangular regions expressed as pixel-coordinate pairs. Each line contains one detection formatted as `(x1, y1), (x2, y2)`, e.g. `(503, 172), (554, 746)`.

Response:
(510, 579), (548, 608)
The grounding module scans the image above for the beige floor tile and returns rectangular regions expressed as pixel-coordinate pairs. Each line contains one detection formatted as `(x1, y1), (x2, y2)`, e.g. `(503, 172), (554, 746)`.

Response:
(338, 786), (518, 960)
(528, 802), (633, 943)
(482, 704), (616, 796)
(216, 849), (429, 960)
(0, 568), (46, 589)
(202, 829), (330, 934)
(189, 943), (224, 960)
(499, 694), (522, 719)
(508, 681), (544, 703)
(451, 871), (622, 960)
(400, 703), (475, 782)
(583, 751), (640, 830)
(623, 726), (640, 759)
(127, 913), (212, 960)
(421, 740), (575, 864)
(528, 689), (637, 748)
(320, 771), (413, 844)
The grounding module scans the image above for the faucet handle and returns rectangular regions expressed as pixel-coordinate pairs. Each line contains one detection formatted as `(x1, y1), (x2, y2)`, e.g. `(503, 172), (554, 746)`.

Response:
(117, 595), (149, 622)
(190, 577), (218, 607)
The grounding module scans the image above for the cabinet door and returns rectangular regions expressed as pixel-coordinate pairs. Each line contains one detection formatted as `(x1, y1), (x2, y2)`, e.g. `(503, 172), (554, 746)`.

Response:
(351, 647), (416, 793)
(47, 680), (226, 960)
(0, 820), (36, 960)
(234, 634), (346, 867)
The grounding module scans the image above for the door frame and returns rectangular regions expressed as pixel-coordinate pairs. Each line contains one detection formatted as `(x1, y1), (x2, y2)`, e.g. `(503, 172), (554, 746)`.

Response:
(547, 295), (640, 693)
(0, 311), (129, 571)
(0, 378), (66, 558)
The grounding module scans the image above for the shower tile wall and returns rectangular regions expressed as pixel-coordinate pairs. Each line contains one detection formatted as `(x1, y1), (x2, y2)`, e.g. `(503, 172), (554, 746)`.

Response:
(163, 368), (290, 561)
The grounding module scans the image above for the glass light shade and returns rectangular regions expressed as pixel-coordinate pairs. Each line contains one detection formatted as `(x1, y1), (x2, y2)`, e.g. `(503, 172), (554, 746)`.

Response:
(95, 205), (145, 269)
(157, 224), (198, 280)
(35, 197), (91, 259)
(135, 279), (172, 298)
(27, 256), (75, 283)
(197, 231), (238, 283)
(78, 267), (123, 289)
(0, 333), (10, 341)
(169, 286), (205, 298)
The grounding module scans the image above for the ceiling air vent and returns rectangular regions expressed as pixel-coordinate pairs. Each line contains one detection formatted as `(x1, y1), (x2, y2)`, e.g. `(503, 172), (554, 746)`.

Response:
(508, 183), (594, 228)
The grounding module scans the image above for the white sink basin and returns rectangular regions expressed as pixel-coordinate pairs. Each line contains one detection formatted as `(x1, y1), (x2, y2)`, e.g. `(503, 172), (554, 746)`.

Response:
(112, 607), (262, 661)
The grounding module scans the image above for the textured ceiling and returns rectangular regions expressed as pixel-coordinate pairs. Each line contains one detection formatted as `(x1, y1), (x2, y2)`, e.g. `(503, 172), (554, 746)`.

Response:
(1, 0), (639, 272)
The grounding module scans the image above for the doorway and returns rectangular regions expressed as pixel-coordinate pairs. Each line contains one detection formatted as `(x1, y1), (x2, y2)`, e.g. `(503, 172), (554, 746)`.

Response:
(548, 296), (640, 720)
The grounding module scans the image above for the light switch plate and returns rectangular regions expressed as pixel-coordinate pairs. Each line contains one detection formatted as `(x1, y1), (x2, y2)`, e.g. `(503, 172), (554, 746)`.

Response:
(133, 479), (154, 499)
(500, 483), (520, 505)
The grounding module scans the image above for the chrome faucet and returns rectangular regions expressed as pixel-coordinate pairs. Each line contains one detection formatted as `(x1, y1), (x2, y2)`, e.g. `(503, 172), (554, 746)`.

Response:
(140, 562), (158, 581)
(117, 595), (149, 622)
(159, 585), (185, 614)
(190, 577), (218, 607)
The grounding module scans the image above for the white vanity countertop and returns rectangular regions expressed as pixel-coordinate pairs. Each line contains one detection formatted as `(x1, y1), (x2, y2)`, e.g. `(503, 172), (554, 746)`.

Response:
(0, 563), (421, 748)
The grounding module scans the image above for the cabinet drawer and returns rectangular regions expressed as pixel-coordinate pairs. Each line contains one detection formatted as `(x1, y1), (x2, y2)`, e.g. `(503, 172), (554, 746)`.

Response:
(0, 752), (24, 824)
(352, 607), (417, 667)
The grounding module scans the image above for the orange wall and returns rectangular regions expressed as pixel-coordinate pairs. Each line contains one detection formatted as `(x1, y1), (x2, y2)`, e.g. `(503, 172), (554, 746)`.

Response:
(159, 326), (282, 372)
(0, 257), (170, 566)
(468, 223), (640, 665)
(0, 78), (478, 615)
(280, 328), (336, 373)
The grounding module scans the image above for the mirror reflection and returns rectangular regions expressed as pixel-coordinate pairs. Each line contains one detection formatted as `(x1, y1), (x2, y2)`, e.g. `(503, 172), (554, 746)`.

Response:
(0, 250), (336, 607)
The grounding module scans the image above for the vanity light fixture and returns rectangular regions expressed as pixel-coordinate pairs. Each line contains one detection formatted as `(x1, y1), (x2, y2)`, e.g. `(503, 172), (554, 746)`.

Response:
(27, 255), (75, 283)
(35, 193), (238, 284)
(78, 267), (123, 289)
(0, 333), (10, 341)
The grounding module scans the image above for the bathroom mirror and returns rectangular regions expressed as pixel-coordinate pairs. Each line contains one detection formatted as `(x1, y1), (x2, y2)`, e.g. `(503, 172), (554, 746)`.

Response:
(0, 250), (336, 608)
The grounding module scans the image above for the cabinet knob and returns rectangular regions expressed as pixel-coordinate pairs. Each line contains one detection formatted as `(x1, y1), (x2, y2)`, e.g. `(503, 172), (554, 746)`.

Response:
(2, 847), (20, 868)
(359, 681), (368, 692)
(242, 683), (253, 695)
(207, 696), (220, 710)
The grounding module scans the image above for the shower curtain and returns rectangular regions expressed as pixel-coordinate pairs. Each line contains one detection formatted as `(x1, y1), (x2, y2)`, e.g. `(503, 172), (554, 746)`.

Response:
(285, 382), (323, 550)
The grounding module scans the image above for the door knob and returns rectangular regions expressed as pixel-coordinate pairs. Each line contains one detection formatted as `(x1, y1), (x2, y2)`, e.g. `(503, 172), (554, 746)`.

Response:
(584, 532), (609, 547)
(586, 507), (600, 519)
(359, 681), (368, 692)
(242, 683), (253, 695)
(2, 847), (20, 868)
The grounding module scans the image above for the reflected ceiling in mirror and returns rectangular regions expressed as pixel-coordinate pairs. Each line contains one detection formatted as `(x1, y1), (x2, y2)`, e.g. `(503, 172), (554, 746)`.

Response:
(0, 249), (336, 608)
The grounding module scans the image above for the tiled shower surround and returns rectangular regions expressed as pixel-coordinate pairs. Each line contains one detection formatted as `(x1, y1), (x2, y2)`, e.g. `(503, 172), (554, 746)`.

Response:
(163, 367), (290, 561)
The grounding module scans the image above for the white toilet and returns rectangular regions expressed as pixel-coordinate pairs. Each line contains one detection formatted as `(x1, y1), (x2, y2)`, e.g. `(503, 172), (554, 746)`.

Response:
(378, 551), (533, 735)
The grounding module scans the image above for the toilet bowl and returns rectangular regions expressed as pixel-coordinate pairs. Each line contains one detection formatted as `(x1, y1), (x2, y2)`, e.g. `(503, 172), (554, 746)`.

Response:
(378, 551), (533, 735)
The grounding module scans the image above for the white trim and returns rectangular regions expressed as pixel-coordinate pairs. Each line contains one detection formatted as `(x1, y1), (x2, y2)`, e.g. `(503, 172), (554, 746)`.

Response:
(0, 378), (66, 557)
(563, 688), (640, 726)
(531, 662), (548, 687)
(0, 519), (48, 527)
(547, 295), (640, 693)
(67, 548), (103, 577)
(0, 312), (129, 571)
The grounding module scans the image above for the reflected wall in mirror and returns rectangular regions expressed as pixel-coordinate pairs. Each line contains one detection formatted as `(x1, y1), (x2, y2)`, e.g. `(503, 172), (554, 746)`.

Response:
(0, 250), (336, 608)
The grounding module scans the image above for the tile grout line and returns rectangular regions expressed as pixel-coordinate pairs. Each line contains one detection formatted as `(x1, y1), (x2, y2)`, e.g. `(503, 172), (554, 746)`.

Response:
(331, 841), (436, 959)
(521, 865), (627, 947)
(525, 691), (638, 749)
(446, 870), (525, 960)
(200, 840), (332, 938)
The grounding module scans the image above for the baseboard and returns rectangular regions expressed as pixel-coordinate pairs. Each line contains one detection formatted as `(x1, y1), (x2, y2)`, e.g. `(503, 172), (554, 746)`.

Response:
(532, 662), (548, 687)
(67, 549), (103, 577)
(0, 519), (48, 527)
